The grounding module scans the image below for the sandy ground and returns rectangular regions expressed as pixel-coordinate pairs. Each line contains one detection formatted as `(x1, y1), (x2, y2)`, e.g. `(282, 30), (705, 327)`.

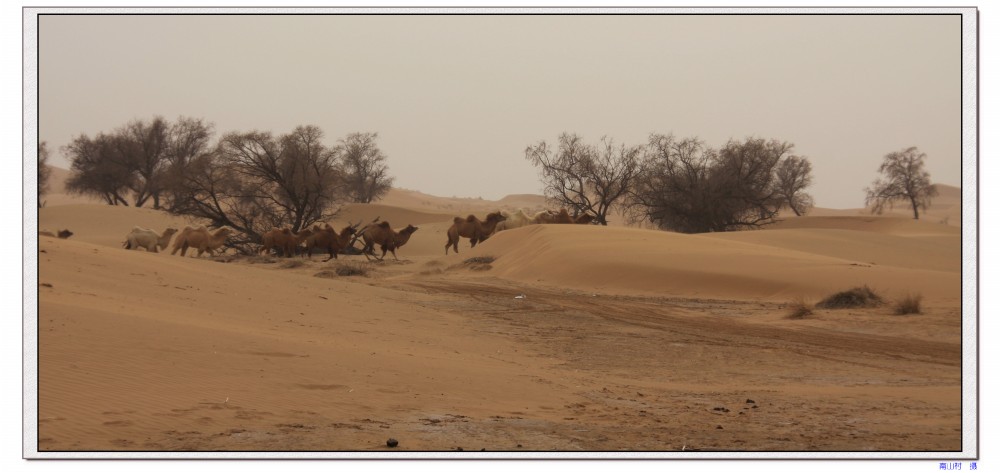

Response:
(32, 183), (964, 454)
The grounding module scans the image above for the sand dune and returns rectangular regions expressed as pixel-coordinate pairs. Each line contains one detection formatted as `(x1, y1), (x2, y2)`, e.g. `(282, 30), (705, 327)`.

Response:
(443, 224), (959, 302)
(33, 170), (964, 454)
(38, 204), (205, 249)
(768, 214), (960, 236)
(378, 187), (548, 216)
(39, 199), (961, 303)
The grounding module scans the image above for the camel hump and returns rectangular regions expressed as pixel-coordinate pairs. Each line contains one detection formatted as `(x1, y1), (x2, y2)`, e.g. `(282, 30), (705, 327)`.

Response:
(378, 221), (391, 229)
(465, 215), (478, 223)
(281, 228), (292, 234)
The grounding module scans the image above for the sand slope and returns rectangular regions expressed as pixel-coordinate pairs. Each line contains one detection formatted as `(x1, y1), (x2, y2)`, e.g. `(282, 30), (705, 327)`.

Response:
(32, 172), (964, 454)
(34, 225), (962, 452)
(443, 224), (959, 302)
(37, 236), (570, 451)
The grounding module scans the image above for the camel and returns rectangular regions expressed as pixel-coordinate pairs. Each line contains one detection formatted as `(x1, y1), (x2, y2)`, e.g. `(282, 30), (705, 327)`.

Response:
(304, 224), (356, 262)
(39, 229), (73, 239)
(444, 211), (507, 255)
(260, 227), (314, 258)
(530, 209), (560, 224)
(533, 208), (585, 224)
(574, 213), (597, 225)
(493, 209), (533, 234)
(123, 226), (178, 253)
(361, 221), (419, 261)
(170, 225), (233, 257)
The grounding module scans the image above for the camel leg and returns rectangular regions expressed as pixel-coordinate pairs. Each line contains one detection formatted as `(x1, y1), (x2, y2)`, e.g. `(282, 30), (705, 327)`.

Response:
(323, 248), (337, 263)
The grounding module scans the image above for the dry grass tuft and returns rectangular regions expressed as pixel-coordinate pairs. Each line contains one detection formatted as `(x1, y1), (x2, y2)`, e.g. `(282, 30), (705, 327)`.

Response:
(785, 297), (815, 319)
(333, 261), (371, 277)
(460, 255), (495, 271)
(463, 256), (496, 265)
(313, 270), (338, 279)
(279, 259), (306, 269)
(816, 285), (884, 309)
(893, 293), (923, 315)
(247, 255), (277, 264)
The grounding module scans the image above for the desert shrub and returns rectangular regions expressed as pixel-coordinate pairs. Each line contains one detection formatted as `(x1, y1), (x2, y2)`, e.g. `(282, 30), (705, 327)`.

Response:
(816, 285), (884, 309)
(894, 293), (923, 315)
(313, 270), (338, 279)
(279, 260), (306, 269)
(785, 297), (814, 319)
(334, 262), (370, 277)
(457, 255), (495, 271)
(463, 256), (496, 265)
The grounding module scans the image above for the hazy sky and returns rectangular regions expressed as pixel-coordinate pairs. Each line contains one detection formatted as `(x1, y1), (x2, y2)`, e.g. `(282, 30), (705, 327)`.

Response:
(37, 13), (962, 209)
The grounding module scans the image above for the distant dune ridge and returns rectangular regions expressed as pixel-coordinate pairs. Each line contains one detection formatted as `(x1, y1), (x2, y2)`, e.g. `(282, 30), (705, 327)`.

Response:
(34, 168), (963, 452)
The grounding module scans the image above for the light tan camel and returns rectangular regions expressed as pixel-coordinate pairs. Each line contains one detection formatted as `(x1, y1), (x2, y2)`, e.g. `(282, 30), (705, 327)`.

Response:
(304, 224), (356, 262)
(123, 226), (178, 252)
(361, 221), (419, 261)
(533, 208), (588, 224)
(444, 211), (507, 255)
(170, 226), (233, 257)
(493, 209), (533, 234)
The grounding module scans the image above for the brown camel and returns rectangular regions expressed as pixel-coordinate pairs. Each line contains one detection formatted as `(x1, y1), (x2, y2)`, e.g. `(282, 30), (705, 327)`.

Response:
(444, 211), (507, 255)
(260, 227), (314, 258)
(304, 224), (356, 262)
(574, 213), (597, 225)
(170, 226), (233, 257)
(361, 221), (419, 261)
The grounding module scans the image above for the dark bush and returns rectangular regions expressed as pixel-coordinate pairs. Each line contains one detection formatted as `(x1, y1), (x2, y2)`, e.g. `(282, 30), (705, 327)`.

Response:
(816, 285), (884, 309)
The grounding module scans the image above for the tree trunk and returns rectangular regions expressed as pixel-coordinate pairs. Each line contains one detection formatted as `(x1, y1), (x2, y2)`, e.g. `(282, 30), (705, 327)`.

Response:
(910, 196), (920, 219)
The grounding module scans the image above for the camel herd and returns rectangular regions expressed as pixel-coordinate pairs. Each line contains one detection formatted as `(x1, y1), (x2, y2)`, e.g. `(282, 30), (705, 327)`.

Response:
(444, 208), (595, 254)
(112, 207), (594, 261)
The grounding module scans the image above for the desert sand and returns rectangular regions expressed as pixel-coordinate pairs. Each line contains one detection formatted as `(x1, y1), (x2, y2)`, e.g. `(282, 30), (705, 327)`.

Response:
(33, 181), (964, 454)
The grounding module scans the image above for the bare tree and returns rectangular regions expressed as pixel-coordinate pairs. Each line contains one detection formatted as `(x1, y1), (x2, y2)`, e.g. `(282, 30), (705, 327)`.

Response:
(626, 134), (717, 232)
(336, 132), (394, 203)
(628, 134), (794, 233)
(169, 125), (346, 251)
(864, 146), (937, 219)
(63, 116), (179, 208)
(64, 132), (134, 206)
(162, 117), (215, 212)
(525, 133), (641, 225)
(38, 141), (52, 208)
(774, 155), (815, 216)
(117, 117), (170, 208)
